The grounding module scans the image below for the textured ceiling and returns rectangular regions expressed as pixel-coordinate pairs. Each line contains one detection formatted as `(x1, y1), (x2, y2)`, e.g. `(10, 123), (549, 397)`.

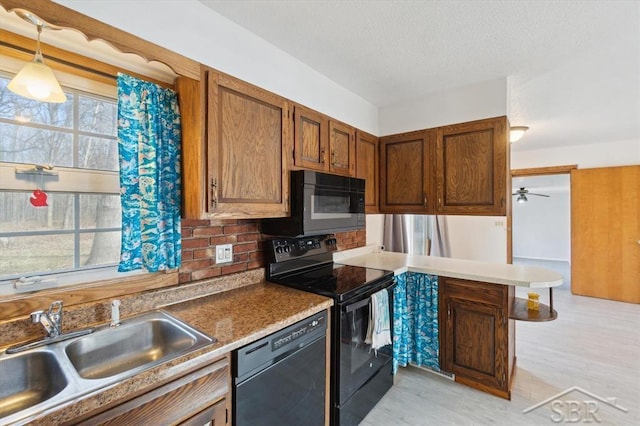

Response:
(199, 0), (640, 151)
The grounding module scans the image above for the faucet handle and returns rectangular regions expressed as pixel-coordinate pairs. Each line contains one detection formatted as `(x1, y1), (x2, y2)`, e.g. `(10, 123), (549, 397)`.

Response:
(48, 300), (63, 316)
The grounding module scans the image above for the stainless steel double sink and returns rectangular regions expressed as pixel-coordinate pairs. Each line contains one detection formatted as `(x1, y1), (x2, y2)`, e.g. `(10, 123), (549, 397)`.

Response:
(0, 310), (214, 425)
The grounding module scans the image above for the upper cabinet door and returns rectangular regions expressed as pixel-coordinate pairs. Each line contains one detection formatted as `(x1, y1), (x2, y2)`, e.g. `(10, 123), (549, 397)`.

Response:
(293, 105), (328, 171)
(379, 130), (436, 214)
(329, 120), (355, 176)
(207, 70), (291, 218)
(436, 116), (508, 215)
(355, 131), (379, 213)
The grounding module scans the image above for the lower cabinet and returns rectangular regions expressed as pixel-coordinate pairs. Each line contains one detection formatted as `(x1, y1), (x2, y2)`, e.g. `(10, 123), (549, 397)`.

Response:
(439, 278), (515, 399)
(78, 356), (230, 425)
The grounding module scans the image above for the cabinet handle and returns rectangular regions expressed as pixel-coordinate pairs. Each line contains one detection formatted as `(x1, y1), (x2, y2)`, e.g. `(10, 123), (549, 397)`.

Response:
(211, 178), (218, 209)
(423, 193), (428, 208)
(331, 149), (336, 166)
(285, 195), (289, 213)
(321, 148), (326, 164)
(447, 305), (451, 320)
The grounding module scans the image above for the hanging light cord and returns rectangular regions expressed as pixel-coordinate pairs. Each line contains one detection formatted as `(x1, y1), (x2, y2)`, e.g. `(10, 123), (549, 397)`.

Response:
(33, 24), (45, 64)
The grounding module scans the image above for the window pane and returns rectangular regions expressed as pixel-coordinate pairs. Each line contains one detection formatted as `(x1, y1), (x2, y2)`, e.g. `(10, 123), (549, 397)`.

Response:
(80, 231), (120, 267)
(0, 76), (72, 127)
(0, 234), (74, 276)
(0, 123), (73, 166)
(0, 192), (74, 232)
(79, 94), (117, 135)
(80, 194), (121, 229)
(78, 135), (118, 170)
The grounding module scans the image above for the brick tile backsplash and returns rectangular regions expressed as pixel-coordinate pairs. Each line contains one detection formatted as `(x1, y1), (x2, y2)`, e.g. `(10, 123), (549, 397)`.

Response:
(179, 218), (366, 284)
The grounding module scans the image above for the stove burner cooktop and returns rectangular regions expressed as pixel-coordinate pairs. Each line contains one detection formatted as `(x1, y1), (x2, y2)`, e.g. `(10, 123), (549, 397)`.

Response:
(270, 263), (392, 302)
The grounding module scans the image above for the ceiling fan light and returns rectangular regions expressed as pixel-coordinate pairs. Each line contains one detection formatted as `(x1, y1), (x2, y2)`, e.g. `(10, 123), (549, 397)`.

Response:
(510, 126), (529, 143)
(516, 193), (527, 203)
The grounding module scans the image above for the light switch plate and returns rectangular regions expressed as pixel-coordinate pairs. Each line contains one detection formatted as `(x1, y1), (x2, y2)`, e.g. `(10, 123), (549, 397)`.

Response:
(215, 244), (233, 264)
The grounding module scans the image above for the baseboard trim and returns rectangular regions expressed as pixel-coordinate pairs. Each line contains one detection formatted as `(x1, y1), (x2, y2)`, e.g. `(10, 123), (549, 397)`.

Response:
(408, 363), (454, 380)
(513, 256), (570, 263)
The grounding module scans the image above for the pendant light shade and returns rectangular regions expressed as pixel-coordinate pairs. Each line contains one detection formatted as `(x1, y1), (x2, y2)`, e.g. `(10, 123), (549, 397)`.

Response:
(7, 19), (66, 103)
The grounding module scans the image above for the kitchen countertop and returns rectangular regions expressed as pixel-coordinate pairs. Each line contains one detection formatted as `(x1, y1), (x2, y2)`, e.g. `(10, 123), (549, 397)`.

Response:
(163, 282), (333, 351)
(334, 247), (563, 288)
(19, 282), (332, 425)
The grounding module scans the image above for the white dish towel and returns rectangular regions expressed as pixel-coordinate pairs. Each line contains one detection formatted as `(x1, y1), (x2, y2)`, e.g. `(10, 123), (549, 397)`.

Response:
(366, 288), (392, 350)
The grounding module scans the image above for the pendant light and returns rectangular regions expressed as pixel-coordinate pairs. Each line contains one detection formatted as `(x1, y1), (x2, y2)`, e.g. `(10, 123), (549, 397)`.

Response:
(7, 10), (66, 103)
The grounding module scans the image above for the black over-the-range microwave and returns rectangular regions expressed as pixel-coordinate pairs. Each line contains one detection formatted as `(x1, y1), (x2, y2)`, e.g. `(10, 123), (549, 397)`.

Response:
(262, 170), (365, 237)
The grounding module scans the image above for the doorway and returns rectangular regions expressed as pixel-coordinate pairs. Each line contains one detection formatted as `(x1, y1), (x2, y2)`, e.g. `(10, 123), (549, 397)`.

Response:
(510, 165), (576, 296)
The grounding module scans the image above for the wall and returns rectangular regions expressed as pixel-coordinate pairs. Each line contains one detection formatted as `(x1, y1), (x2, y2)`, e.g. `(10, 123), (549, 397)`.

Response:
(445, 216), (507, 263)
(365, 214), (507, 263)
(55, 0), (379, 135)
(511, 139), (640, 169)
(512, 187), (570, 261)
(179, 219), (366, 284)
(378, 78), (508, 135)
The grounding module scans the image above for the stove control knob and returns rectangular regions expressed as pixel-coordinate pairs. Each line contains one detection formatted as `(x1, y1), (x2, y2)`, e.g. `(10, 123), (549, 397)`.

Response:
(276, 246), (283, 254)
(283, 245), (290, 253)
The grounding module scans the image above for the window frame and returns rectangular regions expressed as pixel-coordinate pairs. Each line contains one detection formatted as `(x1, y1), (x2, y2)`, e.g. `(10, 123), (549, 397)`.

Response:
(0, 68), (123, 290)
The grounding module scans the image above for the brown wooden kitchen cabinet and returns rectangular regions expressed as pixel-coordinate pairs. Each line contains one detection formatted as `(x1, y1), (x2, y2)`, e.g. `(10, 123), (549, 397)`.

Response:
(178, 69), (292, 219)
(379, 129), (436, 214)
(77, 355), (230, 425)
(355, 130), (379, 213)
(293, 105), (328, 171)
(435, 116), (509, 215)
(292, 106), (355, 177)
(439, 278), (515, 399)
(328, 120), (355, 176)
(206, 69), (292, 218)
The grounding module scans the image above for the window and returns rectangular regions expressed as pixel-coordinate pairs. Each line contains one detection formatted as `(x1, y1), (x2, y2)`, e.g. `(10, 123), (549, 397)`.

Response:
(406, 214), (430, 256)
(0, 71), (121, 285)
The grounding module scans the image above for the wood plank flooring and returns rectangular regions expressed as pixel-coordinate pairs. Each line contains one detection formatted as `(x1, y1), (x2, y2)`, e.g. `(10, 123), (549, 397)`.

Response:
(362, 264), (640, 425)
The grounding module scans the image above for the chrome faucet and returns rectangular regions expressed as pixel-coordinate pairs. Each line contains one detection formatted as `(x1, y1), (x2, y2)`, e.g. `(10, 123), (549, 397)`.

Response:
(30, 300), (63, 338)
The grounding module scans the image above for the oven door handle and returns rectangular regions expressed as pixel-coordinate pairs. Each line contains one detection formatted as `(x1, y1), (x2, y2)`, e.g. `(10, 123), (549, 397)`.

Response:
(344, 296), (371, 313)
(343, 280), (396, 313)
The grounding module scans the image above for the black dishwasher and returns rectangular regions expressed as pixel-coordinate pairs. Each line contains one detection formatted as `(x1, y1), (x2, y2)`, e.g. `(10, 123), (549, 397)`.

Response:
(233, 311), (327, 426)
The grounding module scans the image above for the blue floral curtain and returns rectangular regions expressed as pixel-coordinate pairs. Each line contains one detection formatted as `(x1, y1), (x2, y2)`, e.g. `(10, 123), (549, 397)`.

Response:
(392, 272), (440, 373)
(117, 73), (181, 272)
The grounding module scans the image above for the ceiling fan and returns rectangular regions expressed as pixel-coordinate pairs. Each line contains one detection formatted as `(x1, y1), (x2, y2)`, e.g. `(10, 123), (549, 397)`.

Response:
(512, 187), (550, 203)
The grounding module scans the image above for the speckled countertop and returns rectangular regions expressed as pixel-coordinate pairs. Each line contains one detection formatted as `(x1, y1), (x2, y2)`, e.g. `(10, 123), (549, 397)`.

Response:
(162, 282), (333, 351)
(13, 282), (332, 425)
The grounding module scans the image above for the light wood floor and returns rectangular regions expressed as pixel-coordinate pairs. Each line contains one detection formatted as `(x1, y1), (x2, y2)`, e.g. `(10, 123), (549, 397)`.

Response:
(362, 270), (640, 425)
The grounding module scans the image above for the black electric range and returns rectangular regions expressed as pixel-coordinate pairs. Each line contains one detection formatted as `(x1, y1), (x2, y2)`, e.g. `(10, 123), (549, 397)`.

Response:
(265, 235), (395, 426)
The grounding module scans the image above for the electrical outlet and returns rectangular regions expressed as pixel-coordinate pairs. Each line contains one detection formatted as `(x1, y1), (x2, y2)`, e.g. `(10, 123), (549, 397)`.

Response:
(215, 243), (233, 264)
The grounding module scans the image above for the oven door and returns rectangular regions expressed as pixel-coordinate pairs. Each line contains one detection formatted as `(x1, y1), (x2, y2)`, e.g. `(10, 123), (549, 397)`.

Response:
(303, 184), (364, 235)
(337, 279), (394, 405)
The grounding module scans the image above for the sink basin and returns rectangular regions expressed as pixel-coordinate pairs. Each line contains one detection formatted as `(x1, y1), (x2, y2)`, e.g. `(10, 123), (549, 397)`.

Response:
(65, 311), (212, 380)
(0, 351), (68, 418)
